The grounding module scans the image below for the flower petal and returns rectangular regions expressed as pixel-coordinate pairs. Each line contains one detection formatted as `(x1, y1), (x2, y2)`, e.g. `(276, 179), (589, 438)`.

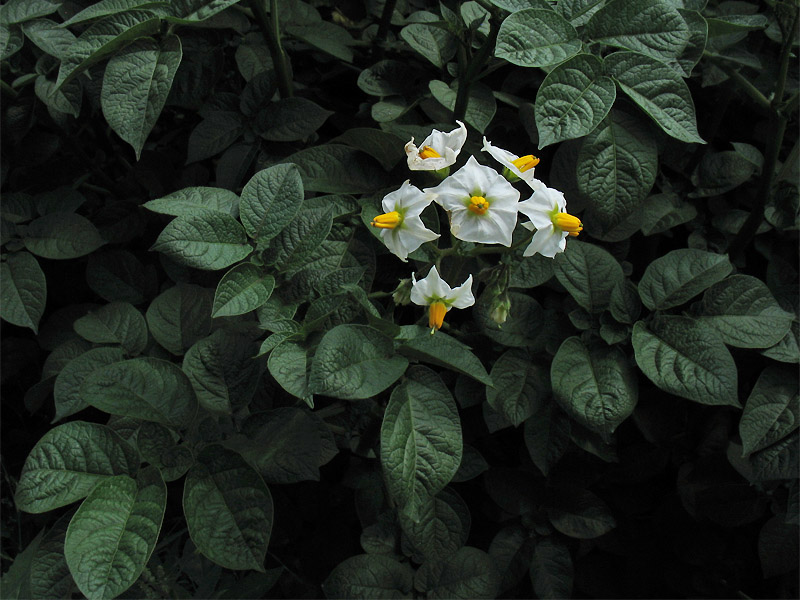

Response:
(523, 226), (563, 258)
(450, 274), (475, 308)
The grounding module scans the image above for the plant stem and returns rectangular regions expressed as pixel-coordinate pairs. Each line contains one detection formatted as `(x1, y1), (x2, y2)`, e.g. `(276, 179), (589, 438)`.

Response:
(375, 0), (398, 49)
(0, 80), (18, 98)
(453, 15), (500, 122)
(772, 6), (799, 109)
(702, 51), (771, 112)
(248, 0), (293, 98)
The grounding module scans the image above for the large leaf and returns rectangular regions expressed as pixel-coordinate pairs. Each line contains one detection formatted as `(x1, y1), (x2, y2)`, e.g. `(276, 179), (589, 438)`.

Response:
(397, 326), (492, 386)
(15, 421), (139, 513)
(0, 251), (46, 333)
(212, 263), (275, 317)
(739, 366), (799, 456)
(380, 366), (462, 522)
(24, 213), (105, 259)
(585, 0), (690, 61)
(267, 206), (334, 273)
(308, 325), (408, 400)
(546, 485), (616, 539)
(254, 97), (333, 142)
(267, 340), (312, 406)
(428, 80), (497, 134)
(81, 357), (198, 427)
(415, 547), (500, 599)
(150, 210), (251, 270)
(61, 0), (170, 26)
(73, 302), (147, 355)
(576, 110), (658, 232)
(551, 337), (638, 436)
(186, 112), (244, 163)
(165, 0), (244, 23)
(101, 35), (182, 159)
(553, 240), (623, 312)
(64, 468), (166, 600)
(495, 9), (582, 67)
(486, 349), (549, 427)
(400, 22), (457, 69)
(143, 186), (239, 218)
(524, 403), (571, 476)
(632, 316), (738, 406)
(183, 445), (273, 571)
(240, 164), (304, 243)
(399, 488), (470, 564)
(696, 275), (793, 348)
(30, 510), (75, 599)
(604, 51), (704, 144)
(323, 555), (414, 599)
(86, 250), (149, 305)
(535, 54), (616, 148)
(53, 348), (126, 422)
(530, 537), (574, 599)
(638, 248), (732, 311)
(145, 283), (212, 355)
(1, 0), (60, 24)
(21, 18), (77, 60)
(279, 144), (389, 194)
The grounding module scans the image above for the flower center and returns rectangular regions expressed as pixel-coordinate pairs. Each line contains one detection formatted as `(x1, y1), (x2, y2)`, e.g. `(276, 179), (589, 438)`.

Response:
(428, 301), (447, 330)
(552, 212), (583, 235)
(511, 155), (540, 173)
(468, 196), (490, 215)
(371, 211), (402, 229)
(419, 146), (442, 159)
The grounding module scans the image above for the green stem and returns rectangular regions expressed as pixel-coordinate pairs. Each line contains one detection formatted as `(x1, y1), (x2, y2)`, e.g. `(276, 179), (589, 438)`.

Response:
(0, 80), (18, 98)
(249, 0), (293, 98)
(703, 51), (770, 111)
(772, 6), (799, 108)
(453, 15), (500, 122)
(367, 291), (391, 299)
(375, 0), (398, 48)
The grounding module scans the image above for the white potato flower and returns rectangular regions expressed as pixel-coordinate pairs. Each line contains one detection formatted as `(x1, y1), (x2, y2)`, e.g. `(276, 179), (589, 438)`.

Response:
(518, 183), (582, 258)
(410, 266), (475, 331)
(370, 180), (440, 261)
(481, 137), (540, 186)
(405, 121), (467, 171)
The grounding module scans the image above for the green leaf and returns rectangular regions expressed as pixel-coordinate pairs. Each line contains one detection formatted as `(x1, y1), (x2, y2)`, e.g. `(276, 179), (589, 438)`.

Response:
(56, 10), (163, 89)
(415, 547), (500, 599)
(551, 337), (638, 436)
(65, 468), (166, 600)
(740, 366), (799, 456)
(279, 144), (389, 194)
(186, 111), (244, 163)
(21, 18), (77, 60)
(0, 24), (24, 59)
(86, 250), (149, 305)
(509, 253), (554, 288)
(73, 302), (147, 355)
(604, 51), (704, 144)
(81, 357), (198, 426)
(399, 488), (470, 564)
(267, 341), (311, 406)
(553, 240), (623, 312)
(428, 80), (497, 134)
(400, 22), (457, 69)
(546, 484), (616, 538)
(576, 110), (658, 232)
(143, 186), (239, 218)
(750, 431), (799, 482)
(331, 128), (405, 171)
(286, 20), (355, 62)
(640, 192), (697, 235)
(268, 206), (334, 273)
(145, 283), (212, 355)
(165, 0), (243, 23)
(323, 555), (414, 599)
(212, 263), (275, 317)
(488, 525), (534, 594)
(54, 348), (126, 422)
(585, 0), (690, 61)
(556, 0), (605, 26)
(183, 445), (273, 571)
(609, 279), (642, 324)
(530, 537), (574, 599)
(535, 54), (616, 148)
(101, 35), (182, 160)
(254, 97), (333, 142)
(638, 248), (732, 310)
(495, 9), (582, 67)
(228, 408), (321, 484)
(690, 150), (758, 197)
(135, 422), (192, 481)
(697, 275), (794, 348)
(762, 320), (800, 364)
(309, 324), (408, 400)
(150, 210), (251, 270)
(1, 0), (60, 24)
(0, 529), (43, 600)
(474, 291), (548, 348)
(240, 164), (304, 243)
(380, 366), (462, 522)
(30, 510), (75, 599)
(357, 60), (418, 97)
(632, 316), (738, 406)
(24, 213), (105, 259)
(183, 330), (264, 414)
(15, 421), (139, 513)
(397, 326), (492, 386)
(0, 251), (46, 333)
(486, 349), (549, 427)
(524, 402), (571, 476)
(61, 0), (169, 26)
(489, 0), (552, 11)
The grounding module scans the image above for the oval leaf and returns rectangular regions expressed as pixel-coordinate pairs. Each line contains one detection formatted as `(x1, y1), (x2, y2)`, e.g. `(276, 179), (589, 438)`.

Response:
(24, 213), (105, 259)
(212, 263), (275, 317)
(495, 9), (582, 68)
(0, 251), (46, 333)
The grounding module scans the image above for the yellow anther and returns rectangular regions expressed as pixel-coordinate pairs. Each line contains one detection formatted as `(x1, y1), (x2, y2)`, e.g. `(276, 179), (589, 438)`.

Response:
(468, 195), (490, 215)
(511, 154), (540, 173)
(419, 146), (442, 159)
(553, 212), (583, 234)
(428, 301), (447, 331)
(371, 211), (402, 229)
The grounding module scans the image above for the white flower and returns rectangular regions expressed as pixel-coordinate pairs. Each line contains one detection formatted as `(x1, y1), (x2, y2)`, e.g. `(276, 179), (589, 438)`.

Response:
(405, 121), (467, 171)
(410, 266), (475, 331)
(424, 155), (520, 246)
(482, 137), (540, 186)
(518, 184), (582, 258)
(371, 180), (439, 261)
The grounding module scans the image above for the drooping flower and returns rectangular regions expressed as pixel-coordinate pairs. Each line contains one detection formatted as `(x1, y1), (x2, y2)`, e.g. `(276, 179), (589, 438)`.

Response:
(518, 182), (582, 258)
(424, 155), (520, 246)
(482, 137), (540, 186)
(410, 266), (475, 332)
(371, 180), (439, 261)
(405, 121), (467, 171)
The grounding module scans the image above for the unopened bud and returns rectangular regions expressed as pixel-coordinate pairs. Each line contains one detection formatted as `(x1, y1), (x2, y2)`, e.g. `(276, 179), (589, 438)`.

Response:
(489, 293), (511, 325)
(393, 278), (412, 305)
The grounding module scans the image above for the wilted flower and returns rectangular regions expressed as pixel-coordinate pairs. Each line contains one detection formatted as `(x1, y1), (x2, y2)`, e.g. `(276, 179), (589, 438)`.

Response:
(371, 180), (439, 261)
(410, 266), (475, 332)
(482, 137), (540, 186)
(425, 156), (520, 247)
(405, 121), (467, 171)
(518, 182), (582, 258)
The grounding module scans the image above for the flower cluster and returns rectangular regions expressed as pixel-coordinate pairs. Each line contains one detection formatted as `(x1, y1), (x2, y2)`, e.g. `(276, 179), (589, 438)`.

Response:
(371, 122), (581, 331)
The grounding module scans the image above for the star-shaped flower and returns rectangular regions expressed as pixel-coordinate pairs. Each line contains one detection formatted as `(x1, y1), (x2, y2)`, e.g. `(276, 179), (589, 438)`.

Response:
(518, 183), (582, 258)
(405, 121), (467, 171)
(482, 137), (540, 186)
(371, 180), (439, 261)
(410, 266), (475, 331)
(425, 156), (520, 246)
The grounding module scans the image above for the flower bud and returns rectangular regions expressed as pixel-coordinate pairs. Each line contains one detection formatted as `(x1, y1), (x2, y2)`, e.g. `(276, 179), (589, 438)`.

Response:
(392, 278), (412, 305)
(489, 292), (511, 325)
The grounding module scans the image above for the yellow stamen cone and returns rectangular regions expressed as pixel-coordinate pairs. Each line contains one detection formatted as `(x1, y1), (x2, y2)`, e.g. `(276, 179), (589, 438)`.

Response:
(468, 196), (490, 215)
(371, 211), (402, 229)
(553, 212), (583, 234)
(511, 154), (540, 173)
(419, 146), (442, 159)
(428, 301), (447, 331)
